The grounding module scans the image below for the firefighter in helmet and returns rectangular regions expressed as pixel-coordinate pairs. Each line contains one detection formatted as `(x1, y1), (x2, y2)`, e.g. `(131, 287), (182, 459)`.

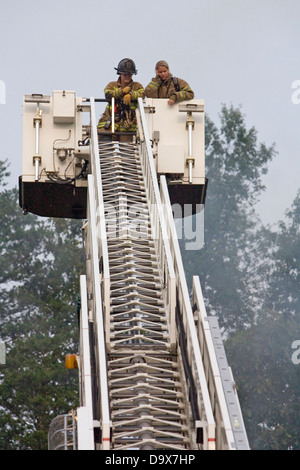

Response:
(145, 60), (194, 106)
(98, 58), (145, 140)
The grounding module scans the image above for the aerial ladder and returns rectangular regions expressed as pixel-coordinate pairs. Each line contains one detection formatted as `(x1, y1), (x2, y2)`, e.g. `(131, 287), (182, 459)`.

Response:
(20, 91), (249, 451)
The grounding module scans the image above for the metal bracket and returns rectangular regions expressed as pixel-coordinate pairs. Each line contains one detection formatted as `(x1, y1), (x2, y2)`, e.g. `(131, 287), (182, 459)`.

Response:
(144, 105), (156, 114)
(0, 341), (5, 365)
(185, 113), (195, 131)
(33, 155), (42, 181)
(25, 93), (50, 104)
(179, 103), (204, 113)
(33, 114), (42, 127)
(77, 104), (91, 113)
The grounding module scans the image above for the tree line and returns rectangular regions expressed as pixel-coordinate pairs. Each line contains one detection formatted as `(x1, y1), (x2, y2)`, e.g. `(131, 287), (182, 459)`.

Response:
(181, 105), (300, 450)
(0, 105), (299, 449)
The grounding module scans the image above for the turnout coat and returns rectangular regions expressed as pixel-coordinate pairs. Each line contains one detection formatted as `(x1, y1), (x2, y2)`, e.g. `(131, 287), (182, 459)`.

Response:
(145, 74), (194, 103)
(98, 78), (145, 132)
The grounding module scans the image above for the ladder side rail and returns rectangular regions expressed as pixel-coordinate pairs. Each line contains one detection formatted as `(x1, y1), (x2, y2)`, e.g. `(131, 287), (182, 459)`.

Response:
(192, 276), (234, 449)
(89, 98), (111, 348)
(226, 361), (250, 449)
(86, 174), (111, 449)
(137, 98), (176, 351)
(76, 274), (95, 450)
(160, 175), (216, 450)
(192, 276), (250, 450)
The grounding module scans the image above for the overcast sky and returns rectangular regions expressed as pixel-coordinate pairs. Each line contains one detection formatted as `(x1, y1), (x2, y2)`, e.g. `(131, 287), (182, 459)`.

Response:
(0, 0), (299, 225)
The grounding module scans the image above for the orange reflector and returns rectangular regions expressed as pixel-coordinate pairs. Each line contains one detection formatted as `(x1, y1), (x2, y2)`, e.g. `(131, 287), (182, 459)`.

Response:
(65, 354), (78, 369)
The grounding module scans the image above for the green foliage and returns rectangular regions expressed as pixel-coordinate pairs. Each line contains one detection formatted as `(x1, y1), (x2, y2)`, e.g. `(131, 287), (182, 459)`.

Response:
(265, 189), (300, 320)
(207, 105), (274, 203)
(182, 105), (276, 330)
(236, 190), (300, 450)
(181, 104), (300, 449)
(0, 159), (10, 188)
(226, 312), (300, 450)
(0, 177), (83, 450)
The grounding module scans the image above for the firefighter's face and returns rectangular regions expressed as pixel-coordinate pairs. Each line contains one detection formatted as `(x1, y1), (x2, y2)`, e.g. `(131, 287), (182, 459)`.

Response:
(156, 66), (169, 82)
(120, 73), (132, 86)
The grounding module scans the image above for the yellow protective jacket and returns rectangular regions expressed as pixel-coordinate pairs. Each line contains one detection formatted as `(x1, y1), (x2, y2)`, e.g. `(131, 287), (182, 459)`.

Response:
(98, 78), (145, 132)
(145, 74), (194, 102)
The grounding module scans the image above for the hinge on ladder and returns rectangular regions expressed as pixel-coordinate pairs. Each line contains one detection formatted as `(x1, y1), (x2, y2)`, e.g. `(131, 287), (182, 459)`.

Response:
(196, 420), (204, 444)
(144, 105), (156, 114)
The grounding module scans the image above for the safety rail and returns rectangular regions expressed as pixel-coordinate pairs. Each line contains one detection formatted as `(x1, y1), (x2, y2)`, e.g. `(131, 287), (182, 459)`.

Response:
(159, 175), (216, 449)
(159, 171), (249, 449)
(48, 412), (77, 450)
(76, 275), (95, 450)
(82, 98), (111, 449)
(138, 96), (216, 447)
(137, 98), (177, 352)
(89, 98), (111, 349)
(192, 276), (250, 450)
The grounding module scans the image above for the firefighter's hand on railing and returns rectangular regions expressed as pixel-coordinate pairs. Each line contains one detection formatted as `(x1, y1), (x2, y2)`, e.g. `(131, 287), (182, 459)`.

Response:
(123, 93), (131, 105)
(122, 86), (131, 95)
